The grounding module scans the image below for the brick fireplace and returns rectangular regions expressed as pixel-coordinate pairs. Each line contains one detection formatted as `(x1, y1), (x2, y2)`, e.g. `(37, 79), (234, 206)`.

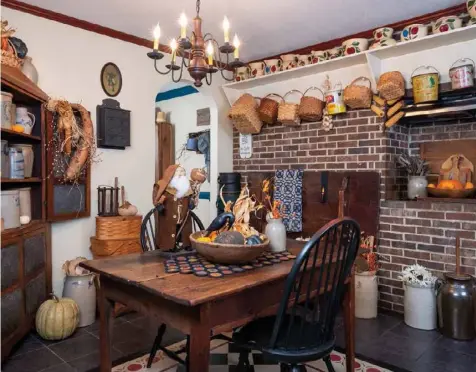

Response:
(232, 111), (476, 313)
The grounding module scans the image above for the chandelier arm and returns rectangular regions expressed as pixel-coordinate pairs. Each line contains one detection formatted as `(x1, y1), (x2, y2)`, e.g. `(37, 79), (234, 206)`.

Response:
(154, 59), (172, 75)
(211, 39), (227, 72)
(203, 33), (214, 42)
(219, 68), (235, 82)
(171, 61), (185, 83)
(205, 71), (212, 85)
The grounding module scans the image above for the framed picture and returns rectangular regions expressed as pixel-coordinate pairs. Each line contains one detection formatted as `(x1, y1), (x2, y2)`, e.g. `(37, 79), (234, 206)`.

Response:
(100, 62), (122, 97)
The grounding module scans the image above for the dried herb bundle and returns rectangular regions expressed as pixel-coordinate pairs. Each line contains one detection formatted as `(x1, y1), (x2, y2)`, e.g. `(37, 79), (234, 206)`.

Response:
(397, 153), (429, 176)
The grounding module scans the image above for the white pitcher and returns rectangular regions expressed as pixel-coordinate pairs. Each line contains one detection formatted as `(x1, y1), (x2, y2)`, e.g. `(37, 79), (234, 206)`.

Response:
(15, 107), (35, 135)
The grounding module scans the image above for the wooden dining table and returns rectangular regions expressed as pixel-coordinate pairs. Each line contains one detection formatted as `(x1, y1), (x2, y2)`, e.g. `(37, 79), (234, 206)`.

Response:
(80, 239), (355, 372)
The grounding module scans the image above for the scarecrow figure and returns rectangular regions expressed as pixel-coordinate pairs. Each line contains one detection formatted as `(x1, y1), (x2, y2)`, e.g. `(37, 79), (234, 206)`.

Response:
(152, 165), (206, 251)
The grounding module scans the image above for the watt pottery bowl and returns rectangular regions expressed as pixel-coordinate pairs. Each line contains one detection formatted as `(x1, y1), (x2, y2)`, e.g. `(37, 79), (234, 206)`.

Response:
(468, 18), (476, 26)
(467, 0), (476, 19)
(401, 24), (428, 41)
(190, 231), (270, 264)
(432, 16), (462, 34)
(327, 46), (344, 59)
(373, 27), (394, 41)
(427, 187), (476, 199)
(342, 38), (369, 55)
(311, 50), (328, 63)
(370, 38), (397, 50)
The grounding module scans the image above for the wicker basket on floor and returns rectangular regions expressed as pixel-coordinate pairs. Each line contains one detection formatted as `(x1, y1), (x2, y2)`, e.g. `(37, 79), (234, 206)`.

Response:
(343, 76), (372, 109)
(96, 215), (142, 240)
(377, 71), (405, 101)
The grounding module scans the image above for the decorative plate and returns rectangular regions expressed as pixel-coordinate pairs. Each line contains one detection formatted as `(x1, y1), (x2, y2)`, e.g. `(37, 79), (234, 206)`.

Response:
(100, 62), (122, 97)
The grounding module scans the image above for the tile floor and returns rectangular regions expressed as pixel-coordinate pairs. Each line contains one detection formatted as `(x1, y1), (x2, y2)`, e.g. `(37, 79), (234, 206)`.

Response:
(2, 311), (476, 372)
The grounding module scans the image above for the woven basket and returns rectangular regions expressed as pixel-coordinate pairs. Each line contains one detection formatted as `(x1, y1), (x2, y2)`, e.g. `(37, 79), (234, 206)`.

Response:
(299, 87), (325, 121)
(96, 215), (142, 240)
(90, 237), (142, 258)
(278, 90), (302, 126)
(1, 39), (22, 69)
(377, 71), (405, 101)
(258, 94), (283, 124)
(343, 77), (372, 109)
(228, 93), (263, 134)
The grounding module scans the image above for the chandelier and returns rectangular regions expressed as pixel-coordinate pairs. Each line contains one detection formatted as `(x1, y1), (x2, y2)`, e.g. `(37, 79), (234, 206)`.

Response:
(147, 0), (245, 87)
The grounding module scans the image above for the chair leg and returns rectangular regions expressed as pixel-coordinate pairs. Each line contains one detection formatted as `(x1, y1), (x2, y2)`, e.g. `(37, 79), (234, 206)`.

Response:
(323, 355), (335, 372)
(147, 323), (167, 368)
(237, 349), (251, 371)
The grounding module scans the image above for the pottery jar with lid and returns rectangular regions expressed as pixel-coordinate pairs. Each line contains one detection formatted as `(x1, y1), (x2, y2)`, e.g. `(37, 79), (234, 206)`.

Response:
(449, 58), (475, 90)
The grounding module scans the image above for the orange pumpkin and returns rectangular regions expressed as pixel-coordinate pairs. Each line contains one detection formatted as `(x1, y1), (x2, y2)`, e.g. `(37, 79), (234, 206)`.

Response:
(437, 180), (464, 190)
(465, 182), (474, 189)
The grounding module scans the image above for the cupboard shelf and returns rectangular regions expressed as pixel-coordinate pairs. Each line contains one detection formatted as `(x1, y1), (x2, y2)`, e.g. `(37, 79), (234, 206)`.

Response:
(1, 128), (42, 142)
(1, 177), (42, 184)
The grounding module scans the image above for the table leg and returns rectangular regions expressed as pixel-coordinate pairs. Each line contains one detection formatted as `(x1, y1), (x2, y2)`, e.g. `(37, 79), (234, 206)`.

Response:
(343, 273), (355, 372)
(188, 325), (210, 372)
(99, 284), (114, 372)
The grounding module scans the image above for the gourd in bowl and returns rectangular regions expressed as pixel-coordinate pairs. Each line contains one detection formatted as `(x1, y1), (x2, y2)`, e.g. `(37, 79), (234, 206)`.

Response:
(427, 180), (475, 198)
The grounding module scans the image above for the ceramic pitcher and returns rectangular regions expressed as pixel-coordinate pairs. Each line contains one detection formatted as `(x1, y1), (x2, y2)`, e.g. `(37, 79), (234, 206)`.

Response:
(249, 61), (265, 77)
(15, 107), (35, 135)
(264, 59), (282, 74)
(311, 50), (328, 64)
(235, 66), (250, 82)
(297, 54), (312, 67)
(281, 54), (298, 70)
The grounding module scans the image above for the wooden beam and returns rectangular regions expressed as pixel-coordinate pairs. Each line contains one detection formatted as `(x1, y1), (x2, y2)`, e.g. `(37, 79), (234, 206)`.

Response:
(251, 3), (467, 62)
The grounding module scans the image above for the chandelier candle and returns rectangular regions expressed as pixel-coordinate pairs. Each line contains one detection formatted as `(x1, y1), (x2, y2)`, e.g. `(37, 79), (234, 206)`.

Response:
(179, 13), (187, 39)
(233, 34), (240, 59)
(223, 16), (230, 43)
(207, 41), (214, 65)
(153, 23), (160, 51)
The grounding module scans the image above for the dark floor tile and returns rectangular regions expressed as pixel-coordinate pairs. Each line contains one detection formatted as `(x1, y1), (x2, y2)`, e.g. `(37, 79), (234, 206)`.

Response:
(81, 316), (126, 334)
(39, 363), (76, 372)
(37, 327), (92, 346)
(90, 320), (150, 345)
(363, 332), (432, 361)
(388, 322), (442, 343)
(113, 337), (156, 358)
(9, 333), (46, 357)
(2, 347), (64, 372)
(432, 335), (476, 356)
(120, 311), (145, 322)
(66, 348), (123, 372)
(162, 327), (186, 347)
(354, 314), (402, 341)
(415, 346), (476, 372)
(48, 334), (100, 362)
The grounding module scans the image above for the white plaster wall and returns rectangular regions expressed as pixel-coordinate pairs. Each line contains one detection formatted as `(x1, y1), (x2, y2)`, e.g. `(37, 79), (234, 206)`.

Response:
(2, 7), (233, 295)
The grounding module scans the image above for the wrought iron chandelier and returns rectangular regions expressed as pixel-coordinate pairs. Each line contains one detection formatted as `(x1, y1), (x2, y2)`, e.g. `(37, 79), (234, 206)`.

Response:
(147, 0), (245, 87)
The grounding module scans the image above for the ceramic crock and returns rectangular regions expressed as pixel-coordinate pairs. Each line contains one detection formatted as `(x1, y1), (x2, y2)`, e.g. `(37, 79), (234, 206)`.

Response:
(407, 176), (428, 199)
(311, 50), (328, 64)
(264, 59), (282, 74)
(325, 83), (346, 115)
(469, 0), (476, 18)
(15, 107), (36, 135)
(342, 38), (369, 55)
(63, 274), (97, 327)
(373, 27), (394, 41)
(235, 66), (250, 82)
(404, 282), (437, 330)
(369, 38), (397, 50)
(21, 56), (39, 84)
(449, 58), (475, 90)
(297, 54), (312, 67)
(401, 24), (428, 41)
(249, 61), (265, 77)
(436, 272), (475, 340)
(327, 46), (343, 59)
(355, 271), (378, 319)
(432, 16), (462, 34)
(1, 91), (13, 129)
(11, 144), (34, 178)
(281, 54), (298, 70)
(411, 66), (440, 104)
(265, 215), (286, 253)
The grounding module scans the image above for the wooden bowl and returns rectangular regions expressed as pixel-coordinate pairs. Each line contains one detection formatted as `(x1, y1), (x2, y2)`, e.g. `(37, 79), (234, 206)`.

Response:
(427, 187), (476, 198)
(190, 231), (269, 264)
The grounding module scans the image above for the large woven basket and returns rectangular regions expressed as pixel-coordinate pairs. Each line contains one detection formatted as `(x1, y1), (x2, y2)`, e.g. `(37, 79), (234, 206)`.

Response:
(90, 237), (142, 258)
(343, 77), (372, 109)
(228, 93), (263, 134)
(258, 94), (283, 124)
(377, 71), (405, 101)
(299, 87), (325, 121)
(278, 90), (302, 126)
(96, 215), (142, 240)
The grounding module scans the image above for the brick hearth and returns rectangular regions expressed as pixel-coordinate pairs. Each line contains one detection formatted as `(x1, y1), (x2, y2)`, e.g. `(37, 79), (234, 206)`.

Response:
(232, 110), (476, 312)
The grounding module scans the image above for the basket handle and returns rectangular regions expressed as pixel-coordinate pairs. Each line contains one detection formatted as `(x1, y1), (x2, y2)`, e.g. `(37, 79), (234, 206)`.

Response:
(450, 58), (475, 70)
(302, 86), (325, 100)
(263, 93), (284, 103)
(411, 65), (440, 78)
(283, 89), (303, 102)
(349, 76), (372, 88)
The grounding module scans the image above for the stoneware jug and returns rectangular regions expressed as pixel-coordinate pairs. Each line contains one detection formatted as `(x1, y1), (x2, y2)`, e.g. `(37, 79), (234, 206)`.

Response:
(265, 215), (286, 253)
(63, 274), (96, 327)
(21, 56), (39, 84)
(15, 107), (35, 135)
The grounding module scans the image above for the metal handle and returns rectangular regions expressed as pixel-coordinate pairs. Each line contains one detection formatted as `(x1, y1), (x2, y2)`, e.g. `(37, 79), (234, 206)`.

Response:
(349, 76), (372, 88)
(411, 65), (440, 78)
(450, 58), (475, 69)
(263, 93), (284, 103)
(302, 86), (325, 100)
(283, 89), (303, 102)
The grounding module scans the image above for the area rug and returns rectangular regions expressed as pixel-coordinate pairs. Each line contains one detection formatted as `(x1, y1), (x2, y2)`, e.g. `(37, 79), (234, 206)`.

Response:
(112, 338), (393, 372)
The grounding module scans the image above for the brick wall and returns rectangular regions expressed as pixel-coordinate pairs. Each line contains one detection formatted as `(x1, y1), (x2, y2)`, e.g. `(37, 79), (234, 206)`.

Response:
(232, 113), (476, 313)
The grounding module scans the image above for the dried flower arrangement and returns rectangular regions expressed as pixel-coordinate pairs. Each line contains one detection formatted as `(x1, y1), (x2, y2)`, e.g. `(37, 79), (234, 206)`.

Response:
(397, 153), (429, 176)
(261, 178), (286, 219)
(355, 233), (385, 273)
(399, 264), (436, 287)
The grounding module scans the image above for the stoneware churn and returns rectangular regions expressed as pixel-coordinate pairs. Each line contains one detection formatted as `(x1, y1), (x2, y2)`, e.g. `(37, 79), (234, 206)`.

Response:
(63, 274), (96, 327)
(355, 271), (378, 319)
(436, 237), (476, 340)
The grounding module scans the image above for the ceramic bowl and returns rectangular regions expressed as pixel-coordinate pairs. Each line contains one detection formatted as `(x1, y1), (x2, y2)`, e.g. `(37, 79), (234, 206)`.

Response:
(373, 27), (394, 41)
(468, 0), (476, 19)
(468, 18), (476, 26)
(342, 38), (369, 55)
(311, 50), (328, 63)
(401, 24), (428, 41)
(432, 16), (462, 34)
(369, 38), (397, 50)
(327, 46), (344, 59)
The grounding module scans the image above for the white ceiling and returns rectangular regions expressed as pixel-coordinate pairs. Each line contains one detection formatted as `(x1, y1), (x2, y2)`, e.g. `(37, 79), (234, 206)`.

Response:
(20, 0), (462, 61)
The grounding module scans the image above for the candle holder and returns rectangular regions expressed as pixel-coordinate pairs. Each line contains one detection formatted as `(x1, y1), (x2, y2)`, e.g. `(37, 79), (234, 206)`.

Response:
(165, 63), (181, 71)
(229, 59), (245, 69)
(97, 185), (119, 216)
(219, 42), (235, 54)
(147, 50), (164, 60)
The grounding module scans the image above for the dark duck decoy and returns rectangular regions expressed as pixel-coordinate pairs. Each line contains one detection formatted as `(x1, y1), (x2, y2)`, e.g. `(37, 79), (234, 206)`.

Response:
(204, 212), (235, 236)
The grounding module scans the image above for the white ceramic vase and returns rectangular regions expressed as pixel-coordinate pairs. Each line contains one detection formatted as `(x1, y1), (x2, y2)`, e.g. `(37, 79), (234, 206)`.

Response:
(265, 216), (286, 253)
(355, 271), (378, 319)
(404, 282), (437, 330)
(21, 57), (39, 84)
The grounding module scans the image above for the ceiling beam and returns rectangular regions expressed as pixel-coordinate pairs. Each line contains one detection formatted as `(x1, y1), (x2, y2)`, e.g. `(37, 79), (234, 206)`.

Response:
(251, 3), (467, 62)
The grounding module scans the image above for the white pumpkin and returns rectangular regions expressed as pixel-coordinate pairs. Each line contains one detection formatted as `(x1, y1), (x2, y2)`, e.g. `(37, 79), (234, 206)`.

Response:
(35, 294), (80, 340)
